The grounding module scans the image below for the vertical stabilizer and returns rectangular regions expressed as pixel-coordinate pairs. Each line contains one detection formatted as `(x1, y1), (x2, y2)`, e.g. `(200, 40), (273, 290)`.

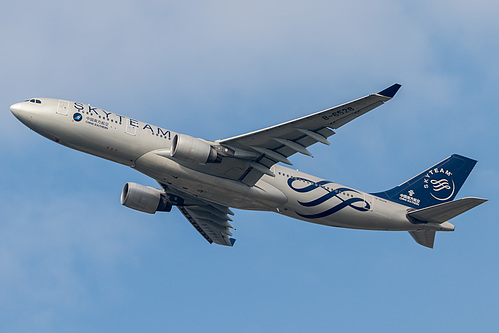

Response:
(372, 154), (477, 209)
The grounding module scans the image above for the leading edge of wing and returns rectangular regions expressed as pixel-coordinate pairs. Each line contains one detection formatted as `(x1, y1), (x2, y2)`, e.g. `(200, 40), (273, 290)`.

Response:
(218, 83), (401, 144)
(214, 84), (401, 186)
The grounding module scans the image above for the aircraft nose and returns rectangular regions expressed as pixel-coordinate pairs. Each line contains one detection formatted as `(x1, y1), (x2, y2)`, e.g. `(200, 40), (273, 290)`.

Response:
(10, 102), (33, 127)
(10, 102), (23, 117)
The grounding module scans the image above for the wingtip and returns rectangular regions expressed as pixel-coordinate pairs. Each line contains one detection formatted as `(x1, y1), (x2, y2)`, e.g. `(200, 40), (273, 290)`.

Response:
(378, 83), (402, 98)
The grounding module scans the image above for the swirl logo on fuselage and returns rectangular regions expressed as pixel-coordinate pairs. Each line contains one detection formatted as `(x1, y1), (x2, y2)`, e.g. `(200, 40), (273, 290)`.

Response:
(287, 177), (370, 219)
(73, 112), (82, 122)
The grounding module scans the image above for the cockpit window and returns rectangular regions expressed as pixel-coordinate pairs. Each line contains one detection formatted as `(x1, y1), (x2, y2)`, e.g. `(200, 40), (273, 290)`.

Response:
(26, 99), (42, 104)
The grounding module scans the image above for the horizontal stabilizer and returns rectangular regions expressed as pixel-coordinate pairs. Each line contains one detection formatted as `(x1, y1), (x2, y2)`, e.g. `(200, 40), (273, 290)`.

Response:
(409, 230), (436, 248)
(407, 197), (487, 224)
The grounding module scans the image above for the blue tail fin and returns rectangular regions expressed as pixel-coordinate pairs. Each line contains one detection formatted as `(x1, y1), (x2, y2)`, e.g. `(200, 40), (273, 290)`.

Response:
(372, 154), (477, 209)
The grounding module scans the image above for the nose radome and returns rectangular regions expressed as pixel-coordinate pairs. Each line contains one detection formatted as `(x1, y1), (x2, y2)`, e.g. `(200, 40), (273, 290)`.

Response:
(10, 102), (23, 116)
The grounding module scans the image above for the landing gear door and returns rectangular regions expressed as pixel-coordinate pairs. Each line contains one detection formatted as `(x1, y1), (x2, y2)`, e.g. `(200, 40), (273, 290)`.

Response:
(57, 100), (69, 116)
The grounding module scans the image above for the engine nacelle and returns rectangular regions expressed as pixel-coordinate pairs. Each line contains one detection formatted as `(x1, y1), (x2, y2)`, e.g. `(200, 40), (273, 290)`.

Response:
(120, 182), (172, 214)
(170, 133), (221, 164)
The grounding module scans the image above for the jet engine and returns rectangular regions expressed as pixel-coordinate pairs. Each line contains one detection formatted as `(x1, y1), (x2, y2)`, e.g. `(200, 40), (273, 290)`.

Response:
(120, 182), (172, 214)
(170, 133), (221, 164)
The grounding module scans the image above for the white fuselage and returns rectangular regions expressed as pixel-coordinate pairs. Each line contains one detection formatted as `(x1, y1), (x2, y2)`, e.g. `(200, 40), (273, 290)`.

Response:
(11, 98), (424, 232)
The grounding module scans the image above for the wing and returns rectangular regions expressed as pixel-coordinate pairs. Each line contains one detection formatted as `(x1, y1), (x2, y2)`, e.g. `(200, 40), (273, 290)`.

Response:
(159, 183), (236, 246)
(166, 84), (400, 186)
(215, 84), (401, 185)
(177, 204), (236, 246)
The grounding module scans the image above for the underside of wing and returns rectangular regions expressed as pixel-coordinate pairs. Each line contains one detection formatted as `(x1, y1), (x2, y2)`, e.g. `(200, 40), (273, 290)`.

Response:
(159, 183), (236, 246)
(177, 205), (236, 246)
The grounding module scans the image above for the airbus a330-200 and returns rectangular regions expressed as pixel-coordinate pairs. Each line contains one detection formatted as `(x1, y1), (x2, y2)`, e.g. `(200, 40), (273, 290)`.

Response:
(10, 84), (486, 248)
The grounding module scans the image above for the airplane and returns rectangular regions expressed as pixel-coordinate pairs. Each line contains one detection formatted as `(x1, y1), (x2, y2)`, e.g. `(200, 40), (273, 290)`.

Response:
(10, 84), (486, 248)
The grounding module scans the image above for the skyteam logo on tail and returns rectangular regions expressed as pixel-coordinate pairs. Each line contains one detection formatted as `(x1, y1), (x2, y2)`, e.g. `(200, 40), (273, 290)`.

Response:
(372, 154), (477, 209)
(424, 168), (455, 201)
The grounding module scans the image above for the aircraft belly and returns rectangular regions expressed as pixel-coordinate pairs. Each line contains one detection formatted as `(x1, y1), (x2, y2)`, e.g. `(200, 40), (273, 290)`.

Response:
(279, 200), (412, 231)
(134, 151), (287, 210)
(308, 212), (405, 230)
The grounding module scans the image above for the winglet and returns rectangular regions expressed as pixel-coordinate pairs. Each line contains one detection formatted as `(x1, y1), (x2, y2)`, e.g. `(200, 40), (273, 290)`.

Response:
(377, 83), (402, 98)
(229, 238), (236, 246)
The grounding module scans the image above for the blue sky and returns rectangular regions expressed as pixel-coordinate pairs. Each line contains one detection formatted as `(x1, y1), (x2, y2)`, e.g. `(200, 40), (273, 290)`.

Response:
(1, 1), (498, 332)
